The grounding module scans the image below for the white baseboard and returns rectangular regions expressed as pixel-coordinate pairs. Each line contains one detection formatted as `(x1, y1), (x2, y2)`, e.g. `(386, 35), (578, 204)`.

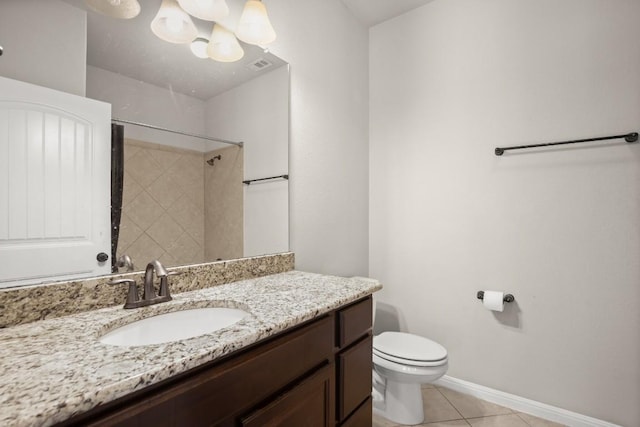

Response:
(434, 376), (621, 427)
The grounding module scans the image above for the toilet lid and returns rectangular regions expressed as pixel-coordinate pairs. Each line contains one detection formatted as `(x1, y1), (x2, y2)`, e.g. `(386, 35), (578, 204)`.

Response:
(373, 332), (447, 363)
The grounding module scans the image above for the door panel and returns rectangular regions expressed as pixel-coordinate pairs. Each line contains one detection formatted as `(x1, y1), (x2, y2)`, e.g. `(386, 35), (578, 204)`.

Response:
(0, 76), (111, 287)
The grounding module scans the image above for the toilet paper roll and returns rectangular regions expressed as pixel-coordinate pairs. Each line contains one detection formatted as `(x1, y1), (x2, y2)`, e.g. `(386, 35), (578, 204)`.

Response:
(483, 291), (505, 312)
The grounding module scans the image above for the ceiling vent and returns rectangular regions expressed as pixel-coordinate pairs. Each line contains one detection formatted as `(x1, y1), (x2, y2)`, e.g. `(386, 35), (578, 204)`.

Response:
(247, 58), (273, 72)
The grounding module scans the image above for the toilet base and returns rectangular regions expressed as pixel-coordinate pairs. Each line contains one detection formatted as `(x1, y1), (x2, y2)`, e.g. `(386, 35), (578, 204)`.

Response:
(373, 379), (424, 425)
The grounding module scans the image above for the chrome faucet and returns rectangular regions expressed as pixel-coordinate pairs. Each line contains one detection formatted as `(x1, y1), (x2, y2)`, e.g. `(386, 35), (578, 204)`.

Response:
(143, 260), (167, 300)
(109, 260), (177, 309)
(115, 254), (135, 272)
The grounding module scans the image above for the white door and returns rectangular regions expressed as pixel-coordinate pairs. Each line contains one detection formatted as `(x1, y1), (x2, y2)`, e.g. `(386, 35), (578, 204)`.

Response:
(0, 76), (111, 287)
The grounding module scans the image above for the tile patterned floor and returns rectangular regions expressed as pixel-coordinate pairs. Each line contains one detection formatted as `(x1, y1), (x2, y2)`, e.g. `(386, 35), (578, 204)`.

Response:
(372, 384), (566, 427)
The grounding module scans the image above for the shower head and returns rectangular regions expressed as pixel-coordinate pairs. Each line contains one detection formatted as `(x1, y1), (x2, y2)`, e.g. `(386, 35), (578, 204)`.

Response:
(206, 155), (222, 166)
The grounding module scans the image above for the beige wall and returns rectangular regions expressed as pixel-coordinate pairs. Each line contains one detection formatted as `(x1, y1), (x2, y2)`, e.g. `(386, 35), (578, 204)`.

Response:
(267, 0), (370, 276)
(369, 1), (640, 425)
(118, 139), (205, 269)
(204, 146), (244, 261)
(87, 66), (208, 152)
(0, 0), (86, 96)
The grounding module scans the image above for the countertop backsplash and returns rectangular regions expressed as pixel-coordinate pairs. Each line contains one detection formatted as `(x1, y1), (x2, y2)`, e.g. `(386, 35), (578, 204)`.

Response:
(0, 252), (295, 328)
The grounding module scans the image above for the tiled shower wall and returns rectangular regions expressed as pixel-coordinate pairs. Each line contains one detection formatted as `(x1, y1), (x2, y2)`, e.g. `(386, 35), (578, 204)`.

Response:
(118, 139), (206, 268)
(204, 145), (244, 261)
(117, 139), (245, 269)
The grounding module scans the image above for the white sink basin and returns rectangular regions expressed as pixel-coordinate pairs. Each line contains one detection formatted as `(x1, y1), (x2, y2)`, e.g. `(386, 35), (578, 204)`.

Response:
(99, 307), (249, 346)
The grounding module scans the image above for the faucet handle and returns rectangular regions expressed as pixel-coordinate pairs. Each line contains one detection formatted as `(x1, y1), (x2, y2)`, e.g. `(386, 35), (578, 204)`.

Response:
(108, 279), (140, 309)
(158, 271), (181, 299)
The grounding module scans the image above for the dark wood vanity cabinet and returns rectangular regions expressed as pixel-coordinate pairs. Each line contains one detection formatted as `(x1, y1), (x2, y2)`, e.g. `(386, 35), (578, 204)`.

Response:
(61, 296), (373, 427)
(336, 298), (373, 425)
(241, 363), (335, 427)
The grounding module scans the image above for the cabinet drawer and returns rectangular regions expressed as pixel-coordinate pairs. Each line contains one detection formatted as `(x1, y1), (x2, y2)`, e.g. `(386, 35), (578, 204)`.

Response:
(337, 335), (373, 422)
(337, 297), (372, 348)
(241, 363), (335, 427)
(340, 397), (372, 427)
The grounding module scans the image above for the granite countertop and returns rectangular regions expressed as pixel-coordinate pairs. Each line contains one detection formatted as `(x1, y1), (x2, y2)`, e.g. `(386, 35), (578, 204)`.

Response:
(0, 271), (382, 427)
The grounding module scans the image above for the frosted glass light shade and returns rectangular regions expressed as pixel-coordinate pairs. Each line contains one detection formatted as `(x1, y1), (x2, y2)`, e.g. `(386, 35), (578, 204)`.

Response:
(85, 0), (141, 19)
(177, 0), (229, 21)
(207, 25), (244, 62)
(151, 0), (198, 44)
(190, 37), (210, 59)
(236, 0), (276, 46)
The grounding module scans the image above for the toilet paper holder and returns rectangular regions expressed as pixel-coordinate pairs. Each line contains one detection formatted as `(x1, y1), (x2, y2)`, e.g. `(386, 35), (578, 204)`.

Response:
(477, 291), (514, 303)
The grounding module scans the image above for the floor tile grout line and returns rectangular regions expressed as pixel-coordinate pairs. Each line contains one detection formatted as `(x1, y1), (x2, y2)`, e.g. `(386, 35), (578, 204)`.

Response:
(433, 385), (466, 421)
(436, 385), (520, 419)
(465, 413), (537, 426)
(416, 386), (562, 427)
(514, 412), (535, 426)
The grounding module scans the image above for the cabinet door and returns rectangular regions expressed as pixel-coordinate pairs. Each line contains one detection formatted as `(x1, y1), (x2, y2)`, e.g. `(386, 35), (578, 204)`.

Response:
(82, 395), (177, 427)
(340, 397), (372, 427)
(337, 335), (372, 422)
(241, 363), (335, 427)
(337, 297), (372, 348)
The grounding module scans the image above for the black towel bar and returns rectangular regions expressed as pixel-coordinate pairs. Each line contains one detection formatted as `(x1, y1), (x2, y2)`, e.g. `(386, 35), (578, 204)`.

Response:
(495, 132), (638, 156)
(243, 174), (289, 185)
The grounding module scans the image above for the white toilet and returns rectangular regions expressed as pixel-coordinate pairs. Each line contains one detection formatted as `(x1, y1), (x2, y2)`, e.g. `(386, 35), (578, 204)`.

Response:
(371, 300), (448, 425)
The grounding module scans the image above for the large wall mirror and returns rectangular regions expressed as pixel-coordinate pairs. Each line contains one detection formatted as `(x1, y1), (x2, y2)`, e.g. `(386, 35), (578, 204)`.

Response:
(0, 0), (289, 289)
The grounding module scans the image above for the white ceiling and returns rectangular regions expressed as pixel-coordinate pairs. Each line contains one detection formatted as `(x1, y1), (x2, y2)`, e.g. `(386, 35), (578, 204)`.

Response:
(340, 0), (434, 27)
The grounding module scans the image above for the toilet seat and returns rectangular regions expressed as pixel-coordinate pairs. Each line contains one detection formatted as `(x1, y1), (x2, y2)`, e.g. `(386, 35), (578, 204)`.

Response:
(373, 332), (447, 367)
(374, 348), (448, 367)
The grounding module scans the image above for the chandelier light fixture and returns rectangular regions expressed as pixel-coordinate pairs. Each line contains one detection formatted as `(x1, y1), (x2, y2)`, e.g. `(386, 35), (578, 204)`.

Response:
(177, 0), (229, 22)
(190, 37), (210, 58)
(207, 24), (245, 62)
(151, 0), (198, 44)
(85, 0), (277, 63)
(236, 0), (276, 45)
(85, 0), (141, 19)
